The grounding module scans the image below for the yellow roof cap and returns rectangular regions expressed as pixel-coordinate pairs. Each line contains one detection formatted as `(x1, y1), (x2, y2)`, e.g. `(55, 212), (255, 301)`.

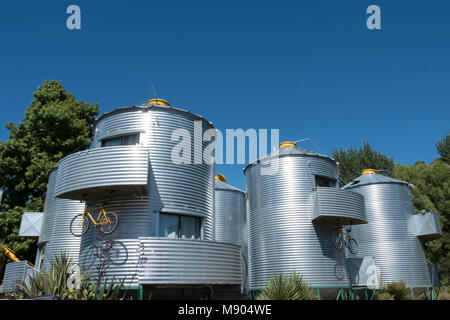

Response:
(362, 169), (376, 175)
(279, 141), (297, 149)
(147, 98), (170, 106)
(215, 173), (227, 183)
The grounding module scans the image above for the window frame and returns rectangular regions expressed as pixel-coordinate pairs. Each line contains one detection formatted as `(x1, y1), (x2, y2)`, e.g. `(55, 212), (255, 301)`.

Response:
(100, 133), (140, 147)
(314, 175), (338, 188)
(158, 213), (202, 240)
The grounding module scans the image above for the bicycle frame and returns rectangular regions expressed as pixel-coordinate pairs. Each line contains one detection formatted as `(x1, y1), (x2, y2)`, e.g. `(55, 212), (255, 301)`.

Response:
(337, 230), (352, 246)
(83, 207), (111, 226)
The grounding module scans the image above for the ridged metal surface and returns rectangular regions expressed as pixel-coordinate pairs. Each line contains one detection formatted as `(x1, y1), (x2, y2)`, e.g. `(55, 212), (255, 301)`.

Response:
(78, 104), (218, 286)
(311, 187), (367, 225)
(79, 197), (154, 287)
(138, 238), (241, 285)
(245, 153), (352, 290)
(0, 261), (38, 293)
(214, 181), (247, 291)
(19, 212), (43, 238)
(54, 146), (149, 201)
(0, 261), (27, 293)
(214, 185), (246, 245)
(411, 211), (442, 241)
(39, 169), (86, 272)
(344, 182), (431, 287)
(91, 105), (215, 239)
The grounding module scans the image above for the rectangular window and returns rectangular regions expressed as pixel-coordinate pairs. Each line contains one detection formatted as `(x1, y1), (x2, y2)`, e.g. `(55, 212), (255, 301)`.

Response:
(101, 134), (139, 147)
(180, 216), (201, 239)
(158, 213), (201, 239)
(315, 175), (337, 188)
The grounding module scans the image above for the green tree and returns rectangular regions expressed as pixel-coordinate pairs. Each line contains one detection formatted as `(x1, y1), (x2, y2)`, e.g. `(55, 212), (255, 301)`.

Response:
(394, 159), (450, 286)
(332, 142), (395, 185)
(436, 132), (450, 164)
(0, 80), (98, 276)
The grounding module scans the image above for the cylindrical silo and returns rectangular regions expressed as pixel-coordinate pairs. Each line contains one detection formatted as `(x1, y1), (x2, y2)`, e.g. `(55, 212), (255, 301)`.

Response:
(39, 168), (86, 272)
(77, 98), (216, 286)
(214, 173), (247, 292)
(214, 174), (246, 245)
(343, 169), (431, 288)
(244, 141), (362, 294)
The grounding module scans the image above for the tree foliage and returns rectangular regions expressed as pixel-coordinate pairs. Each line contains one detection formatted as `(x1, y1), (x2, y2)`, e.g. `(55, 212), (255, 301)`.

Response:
(436, 131), (450, 164)
(0, 80), (98, 276)
(332, 142), (395, 185)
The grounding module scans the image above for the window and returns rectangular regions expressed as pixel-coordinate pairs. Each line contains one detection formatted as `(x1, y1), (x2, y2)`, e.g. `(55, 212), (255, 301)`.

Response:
(101, 134), (139, 147)
(315, 175), (337, 188)
(158, 213), (201, 239)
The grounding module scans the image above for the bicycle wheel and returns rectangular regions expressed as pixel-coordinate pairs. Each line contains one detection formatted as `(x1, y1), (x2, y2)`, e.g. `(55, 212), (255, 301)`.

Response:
(108, 241), (128, 265)
(334, 263), (345, 280)
(100, 211), (118, 234)
(80, 245), (99, 271)
(348, 238), (358, 255)
(331, 230), (344, 250)
(70, 214), (89, 237)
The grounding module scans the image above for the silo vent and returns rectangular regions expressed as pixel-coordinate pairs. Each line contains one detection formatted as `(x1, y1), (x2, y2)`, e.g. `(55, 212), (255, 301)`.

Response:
(215, 173), (227, 183)
(147, 98), (170, 106)
(279, 141), (297, 149)
(362, 169), (376, 175)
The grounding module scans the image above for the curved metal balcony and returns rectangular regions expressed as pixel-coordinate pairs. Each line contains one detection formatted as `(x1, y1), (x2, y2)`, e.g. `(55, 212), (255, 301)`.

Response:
(311, 187), (367, 225)
(54, 146), (149, 201)
(411, 211), (442, 242)
(138, 238), (242, 286)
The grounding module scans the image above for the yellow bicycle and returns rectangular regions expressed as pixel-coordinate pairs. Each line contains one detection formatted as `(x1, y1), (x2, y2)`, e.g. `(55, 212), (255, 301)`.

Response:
(70, 206), (118, 237)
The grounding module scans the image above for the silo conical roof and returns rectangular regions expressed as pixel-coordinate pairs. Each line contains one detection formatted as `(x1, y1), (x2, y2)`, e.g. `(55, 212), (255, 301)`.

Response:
(343, 170), (410, 189)
(244, 141), (334, 173)
(214, 175), (244, 192)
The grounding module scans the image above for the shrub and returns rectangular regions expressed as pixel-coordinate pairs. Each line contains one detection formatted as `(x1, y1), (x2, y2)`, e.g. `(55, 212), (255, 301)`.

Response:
(384, 281), (411, 300)
(14, 252), (127, 300)
(257, 272), (318, 300)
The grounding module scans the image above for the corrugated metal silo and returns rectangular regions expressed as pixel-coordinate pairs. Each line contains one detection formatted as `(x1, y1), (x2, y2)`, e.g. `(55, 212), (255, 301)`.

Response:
(214, 173), (248, 291)
(55, 99), (242, 293)
(244, 141), (367, 295)
(39, 168), (86, 271)
(343, 169), (432, 287)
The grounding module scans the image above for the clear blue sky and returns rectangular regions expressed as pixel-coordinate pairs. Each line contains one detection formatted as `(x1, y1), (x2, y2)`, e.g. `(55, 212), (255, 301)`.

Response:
(0, 0), (449, 190)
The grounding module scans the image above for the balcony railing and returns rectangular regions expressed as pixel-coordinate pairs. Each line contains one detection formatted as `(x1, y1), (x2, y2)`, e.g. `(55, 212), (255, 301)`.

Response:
(138, 238), (242, 285)
(311, 187), (367, 225)
(411, 211), (442, 242)
(54, 146), (149, 201)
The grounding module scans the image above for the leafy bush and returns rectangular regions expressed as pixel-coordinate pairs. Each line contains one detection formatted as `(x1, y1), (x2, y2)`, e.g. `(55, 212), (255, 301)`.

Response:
(383, 281), (411, 300)
(257, 272), (318, 300)
(375, 292), (393, 300)
(15, 252), (127, 300)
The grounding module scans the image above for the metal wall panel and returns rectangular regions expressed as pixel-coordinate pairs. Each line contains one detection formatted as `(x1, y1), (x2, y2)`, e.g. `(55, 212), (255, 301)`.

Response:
(19, 212), (43, 238)
(245, 154), (351, 290)
(214, 188), (245, 245)
(91, 105), (215, 239)
(79, 197), (154, 287)
(54, 146), (149, 201)
(345, 257), (380, 288)
(77, 104), (217, 286)
(39, 169), (86, 272)
(214, 181), (247, 291)
(411, 211), (442, 241)
(138, 238), (241, 285)
(311, 187), (367, 225)
(0, 261), (37, 293)
(345, 182), (431, 287)
(92, 108), (147, 148)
